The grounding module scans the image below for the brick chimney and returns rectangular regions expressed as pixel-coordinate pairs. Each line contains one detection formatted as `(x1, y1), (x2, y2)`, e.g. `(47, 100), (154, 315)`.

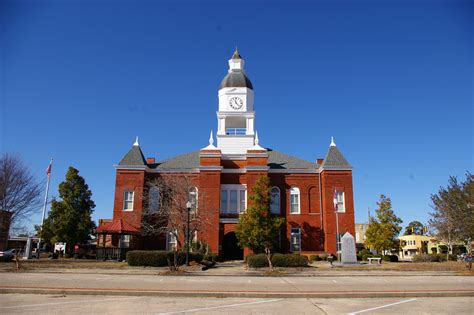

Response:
(317, 158), (324, 165)
(146, 157), (156, 164)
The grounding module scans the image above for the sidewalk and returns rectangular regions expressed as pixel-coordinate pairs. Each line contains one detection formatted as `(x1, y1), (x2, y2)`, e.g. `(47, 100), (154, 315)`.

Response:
(1, 263), (473, 298)
(0, 260), (467, 277)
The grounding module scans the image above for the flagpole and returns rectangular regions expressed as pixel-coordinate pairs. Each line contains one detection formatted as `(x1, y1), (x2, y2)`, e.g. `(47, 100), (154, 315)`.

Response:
(37, 158), (52, 257)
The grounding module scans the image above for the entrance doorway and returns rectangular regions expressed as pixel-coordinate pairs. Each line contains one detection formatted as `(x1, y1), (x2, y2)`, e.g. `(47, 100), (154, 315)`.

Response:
(222, 232), (243, 260)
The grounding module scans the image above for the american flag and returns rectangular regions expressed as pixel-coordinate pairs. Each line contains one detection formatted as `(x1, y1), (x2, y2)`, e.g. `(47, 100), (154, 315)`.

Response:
(46, 159), (53, 177)
(333, 189), (338, 212)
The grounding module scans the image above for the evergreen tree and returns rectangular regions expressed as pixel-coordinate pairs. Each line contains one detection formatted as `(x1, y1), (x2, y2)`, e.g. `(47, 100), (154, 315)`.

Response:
(39, 167), (96, 252)
(404, 220), (425, 235)
(235, 176), (285, 270)
(365, 194), (402, 254)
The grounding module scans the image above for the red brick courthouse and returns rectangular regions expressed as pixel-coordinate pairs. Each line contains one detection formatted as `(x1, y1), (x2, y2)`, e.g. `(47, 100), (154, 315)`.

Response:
(97, 50), (355, 260)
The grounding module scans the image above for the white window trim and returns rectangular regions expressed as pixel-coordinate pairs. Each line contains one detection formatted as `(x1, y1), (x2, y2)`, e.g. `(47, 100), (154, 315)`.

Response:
(289, 187), (300, 214)
(123, 191), (134, 211)
(166, 231), (177, 251)
(189, 186), (198, 213)
(270, 186), (281, 214)
(290, 227), (301, 253)
(336, 191), (346, 213)
(220, 184), (247, 214)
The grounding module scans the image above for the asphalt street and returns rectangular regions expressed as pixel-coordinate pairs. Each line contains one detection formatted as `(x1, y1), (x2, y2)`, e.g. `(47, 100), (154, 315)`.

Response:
(0, 272), (472, 298)
(0, 294), (473, 314)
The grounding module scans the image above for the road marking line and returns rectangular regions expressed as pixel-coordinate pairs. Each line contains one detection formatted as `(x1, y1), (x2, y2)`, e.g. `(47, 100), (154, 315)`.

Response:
(0, 296), (141, 310)
(156, 298), (283, 314)
(347, 298), (418, 314)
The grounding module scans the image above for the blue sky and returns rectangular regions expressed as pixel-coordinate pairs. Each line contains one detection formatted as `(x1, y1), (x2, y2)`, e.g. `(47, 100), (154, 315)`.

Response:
(1, 0), (472, 232)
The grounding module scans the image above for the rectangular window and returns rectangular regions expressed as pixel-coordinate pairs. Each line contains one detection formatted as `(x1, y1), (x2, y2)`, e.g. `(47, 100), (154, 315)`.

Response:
(221, 190), (228, 213)
(230, 190), (238, 213)
(120, 235), (130, 248)
(336, 191), (345, 213)
(290, 228), (301, 252)
(167, 231), (177, 251)
(123, 191), (134, 211)
(240, 190), (246, 213)
(220, 185), (247, 214)
(290, 194), (299, 214)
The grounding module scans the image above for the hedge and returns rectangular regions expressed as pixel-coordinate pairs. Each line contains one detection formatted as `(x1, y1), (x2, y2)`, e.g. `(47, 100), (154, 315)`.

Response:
(247, 253), (308, 268)
(0, 255), (13, 262)
(413, 253), (456, 262)
(126, 250), (204, 267)
(382, 255), (399, 262)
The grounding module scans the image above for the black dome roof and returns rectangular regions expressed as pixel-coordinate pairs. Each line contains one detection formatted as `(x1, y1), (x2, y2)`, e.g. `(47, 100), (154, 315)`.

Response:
(219, 70), (253, 90)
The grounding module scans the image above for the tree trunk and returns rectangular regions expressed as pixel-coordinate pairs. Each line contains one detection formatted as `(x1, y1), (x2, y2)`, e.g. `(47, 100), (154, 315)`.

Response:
(265, 247), (273, 271)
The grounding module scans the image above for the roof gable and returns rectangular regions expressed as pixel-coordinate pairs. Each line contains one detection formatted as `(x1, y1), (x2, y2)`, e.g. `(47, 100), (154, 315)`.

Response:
(118, 145), (147, 166)
(321, 146), (351, 169)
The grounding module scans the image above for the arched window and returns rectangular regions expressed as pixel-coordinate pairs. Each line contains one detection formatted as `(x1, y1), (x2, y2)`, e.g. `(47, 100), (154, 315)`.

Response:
(290, 187), (300, 214)
(270, 187), (280, 214)
(148, 186), (160, 212)
(188, 187), (198, 212)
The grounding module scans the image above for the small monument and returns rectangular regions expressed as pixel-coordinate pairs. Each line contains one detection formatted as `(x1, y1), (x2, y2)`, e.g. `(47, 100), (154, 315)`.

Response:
(341, 232), (357, 264)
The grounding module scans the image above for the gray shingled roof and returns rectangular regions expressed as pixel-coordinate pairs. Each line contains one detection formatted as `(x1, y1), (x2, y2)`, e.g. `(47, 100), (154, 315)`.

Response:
(118, 145), (147, 166)
(144, 149), (319, 170)
(219, 70), (253, 90)
(267, 150), (318, 169)
(321, 146), (352, 169)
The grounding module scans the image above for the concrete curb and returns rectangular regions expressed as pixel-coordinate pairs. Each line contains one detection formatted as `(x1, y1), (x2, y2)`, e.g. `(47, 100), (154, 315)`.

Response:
(1, 287), (473, 299)
(2, 269), (464, 278)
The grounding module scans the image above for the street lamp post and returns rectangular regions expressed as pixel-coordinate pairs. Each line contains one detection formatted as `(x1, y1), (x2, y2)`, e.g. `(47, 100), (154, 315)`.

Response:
(186, 201), (191, 266)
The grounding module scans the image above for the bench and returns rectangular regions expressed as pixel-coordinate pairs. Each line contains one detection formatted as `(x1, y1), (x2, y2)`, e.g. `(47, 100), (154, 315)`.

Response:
(368, 257), (381, 264)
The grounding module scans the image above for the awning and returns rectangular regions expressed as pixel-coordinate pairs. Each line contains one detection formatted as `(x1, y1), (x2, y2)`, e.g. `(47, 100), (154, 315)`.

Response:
(96, 219), (140, 235)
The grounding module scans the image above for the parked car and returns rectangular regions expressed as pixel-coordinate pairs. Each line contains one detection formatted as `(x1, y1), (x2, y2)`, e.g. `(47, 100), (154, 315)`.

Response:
(0, 249), (23, 258)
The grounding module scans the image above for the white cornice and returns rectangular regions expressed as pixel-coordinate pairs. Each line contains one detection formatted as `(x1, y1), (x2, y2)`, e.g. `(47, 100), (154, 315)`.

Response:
(222, 169), (246, 173)
(320, 166), (353, 171)
(199, 166), (224, 171)
(246, 165), (270, 171)
(114, 165), (147, 171)
(268, 168), (320, 174)
(199, 152), (222, 157)
(219, 218), (239, 223)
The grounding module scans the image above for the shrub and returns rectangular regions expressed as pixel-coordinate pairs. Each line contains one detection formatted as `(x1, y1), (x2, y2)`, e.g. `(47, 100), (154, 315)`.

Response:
(127, 251), (171, 267)
(309, 255), (320, 262)
(247, 253), (268, 268)
(204, 253), (220, 263)
(318, 253), (328, 261)
(247, 253), (308, 268)
(357, 249), (371, 261)
(382, 255), (398, 262)
(189, 252), (203, 263)
(413, 254), (443, 262)
(273, 254), (308, 267)
(0, 255), (13, 262)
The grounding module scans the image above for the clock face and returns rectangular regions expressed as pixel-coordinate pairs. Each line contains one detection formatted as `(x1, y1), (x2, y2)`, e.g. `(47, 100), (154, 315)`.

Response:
(229, 97), (243, 110)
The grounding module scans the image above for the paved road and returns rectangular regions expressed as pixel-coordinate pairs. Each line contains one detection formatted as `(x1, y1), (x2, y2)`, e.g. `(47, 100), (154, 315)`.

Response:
(0, 272), (472, 298)
(0, 294), (473, 314)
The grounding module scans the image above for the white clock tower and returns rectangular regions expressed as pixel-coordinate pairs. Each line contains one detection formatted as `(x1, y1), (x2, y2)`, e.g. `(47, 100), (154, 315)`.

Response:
(216, 49), (257, 154)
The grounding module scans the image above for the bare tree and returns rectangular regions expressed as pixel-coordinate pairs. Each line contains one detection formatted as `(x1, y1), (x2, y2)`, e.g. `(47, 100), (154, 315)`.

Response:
(141, 175), (212, 271)
(0, 154), (42, 228)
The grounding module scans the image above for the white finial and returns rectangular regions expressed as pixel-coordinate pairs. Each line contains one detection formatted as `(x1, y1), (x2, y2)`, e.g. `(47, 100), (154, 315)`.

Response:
(134, 136), (139, 146)
(330, 136), (336, 147)
(249, 131), (265, 151)
(209, 130), (214, 145)
(202, 130), (217, 150)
